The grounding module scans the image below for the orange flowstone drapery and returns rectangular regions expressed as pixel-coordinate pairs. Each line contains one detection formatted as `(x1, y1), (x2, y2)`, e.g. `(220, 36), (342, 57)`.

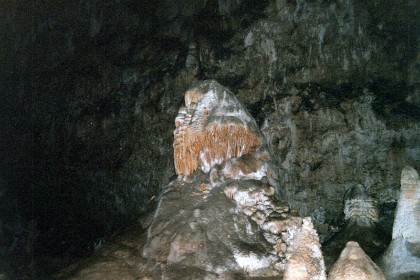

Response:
(174, 123), (261, 176)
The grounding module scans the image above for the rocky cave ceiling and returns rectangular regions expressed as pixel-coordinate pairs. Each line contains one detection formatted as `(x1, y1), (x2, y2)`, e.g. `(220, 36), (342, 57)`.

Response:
(0, 0), (419, 279)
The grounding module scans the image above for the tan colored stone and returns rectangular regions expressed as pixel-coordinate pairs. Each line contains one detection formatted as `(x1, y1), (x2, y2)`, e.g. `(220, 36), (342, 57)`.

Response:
(283, 218), (326, 280)
(328, 241), (385, 280)
(174, 122), (261, 176)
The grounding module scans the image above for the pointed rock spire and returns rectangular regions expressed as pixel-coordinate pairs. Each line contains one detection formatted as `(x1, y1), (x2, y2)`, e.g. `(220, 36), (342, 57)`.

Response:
(328, 241), (385, 280)
(380, 166), (420, 279)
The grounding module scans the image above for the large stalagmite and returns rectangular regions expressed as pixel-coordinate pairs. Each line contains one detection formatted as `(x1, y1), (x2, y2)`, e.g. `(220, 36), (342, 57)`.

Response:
(391, 166), (420, 242)
(142, 80), (326, 278)
(379, 166), (420, 280)
(58, 80), (326, 279)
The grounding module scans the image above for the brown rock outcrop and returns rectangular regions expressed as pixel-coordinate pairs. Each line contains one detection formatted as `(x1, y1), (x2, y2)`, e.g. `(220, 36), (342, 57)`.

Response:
(143, 80), (326, 278)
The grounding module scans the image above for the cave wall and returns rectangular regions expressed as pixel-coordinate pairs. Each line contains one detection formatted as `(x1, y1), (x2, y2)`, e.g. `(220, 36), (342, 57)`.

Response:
(0, 0), (418, 277)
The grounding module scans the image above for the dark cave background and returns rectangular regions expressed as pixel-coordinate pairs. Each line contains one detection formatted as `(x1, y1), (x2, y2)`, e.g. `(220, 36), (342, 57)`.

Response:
(0, 0), (419, 278)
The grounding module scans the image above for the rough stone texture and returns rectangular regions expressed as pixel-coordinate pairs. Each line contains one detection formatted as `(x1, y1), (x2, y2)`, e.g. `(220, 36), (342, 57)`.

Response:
(235, 0), (418, 85)
(283, 217), (326, 280)
(0, 0), (418, 277)
(379, 166), (420, 280)
(328, 241), (385, 280)
(258, 89), (419, 231)
(142, 178), (284, 278)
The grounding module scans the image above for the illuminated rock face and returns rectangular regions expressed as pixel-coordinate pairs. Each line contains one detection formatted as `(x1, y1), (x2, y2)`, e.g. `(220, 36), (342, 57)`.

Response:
(173, 80), (264, 176)
(380, 166), (420, 280)
(328, 241), (385, 280)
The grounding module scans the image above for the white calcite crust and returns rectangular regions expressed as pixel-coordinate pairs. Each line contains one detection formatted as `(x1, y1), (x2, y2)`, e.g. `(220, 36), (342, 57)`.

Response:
(344, 184), (379, 226)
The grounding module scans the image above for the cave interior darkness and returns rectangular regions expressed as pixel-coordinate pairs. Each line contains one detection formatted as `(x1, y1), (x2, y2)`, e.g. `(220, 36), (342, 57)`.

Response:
(0, 0), (419, 278)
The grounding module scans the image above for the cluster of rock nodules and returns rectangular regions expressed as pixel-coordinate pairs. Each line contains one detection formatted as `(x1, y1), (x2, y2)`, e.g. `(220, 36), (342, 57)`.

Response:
(379, 166), (420, 280)
(142, 80), (326, 278)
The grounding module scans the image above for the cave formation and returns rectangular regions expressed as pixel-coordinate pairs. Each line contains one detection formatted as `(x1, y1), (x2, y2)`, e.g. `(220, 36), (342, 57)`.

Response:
(0, 0), (419, 279)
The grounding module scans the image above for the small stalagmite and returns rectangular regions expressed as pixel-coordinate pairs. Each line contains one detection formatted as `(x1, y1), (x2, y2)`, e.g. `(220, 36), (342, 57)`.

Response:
(328, 241), (385, 280)
(392, 166), (420, 242)
(380, 166), (420, 279)
(283, 218), (326, 280)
